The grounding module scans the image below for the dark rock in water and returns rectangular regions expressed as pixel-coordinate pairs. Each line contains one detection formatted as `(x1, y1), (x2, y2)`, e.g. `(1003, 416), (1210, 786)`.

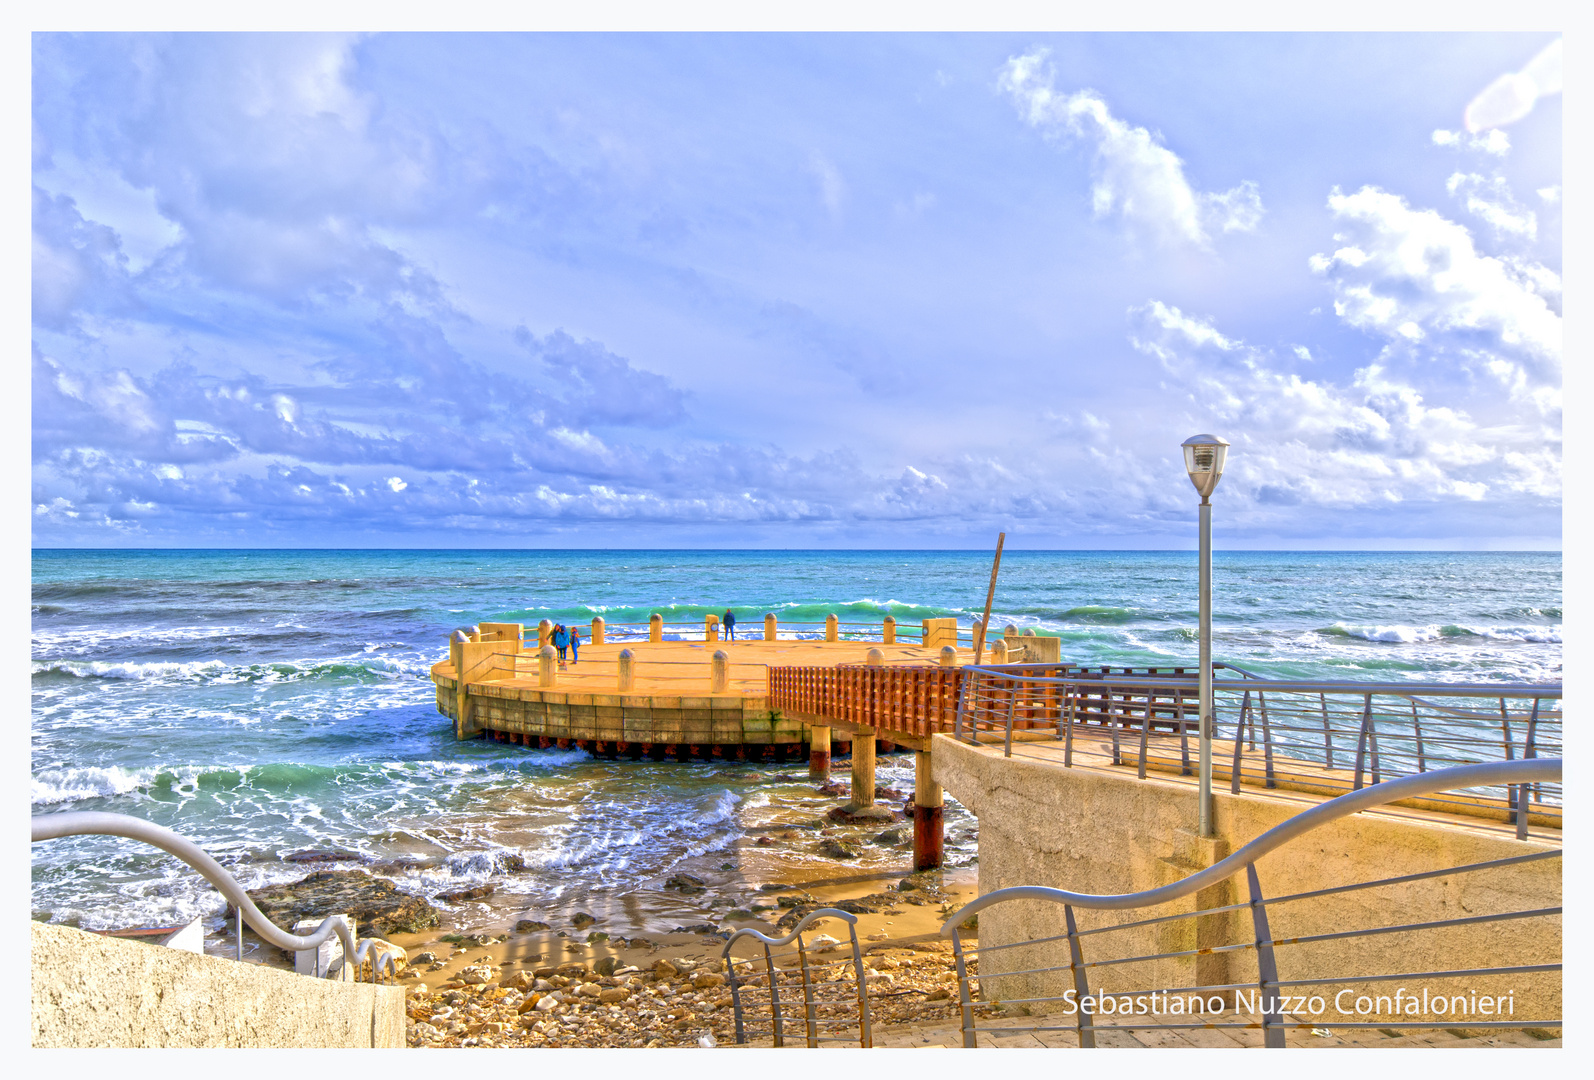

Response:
(818, 838), (859, 859)
(827, 804), (900, 824)
(593, 955), (619, 977)
(572, 911), (597, 929)
(629, 937), (656, 950)
(897, 878), (919, 892)
(499, 854), (528, 873)
(873, 829), (904, 846)
(241, 869), (439, 937)
(437, 884), (495, 903)
(754, 836), (776, 846)
(367, 857), (439, 874)
(664, 873), (706, 894)
(411, 951), (437, 965)
(719, 861), (736, 871)
(514, 919), (551, 933)
(816, 781), (849, 798)
(670, 923), (720, 935)
(776, 893), (815, 908)
(586, 931), (609, 943)
(758, 883), (790, 893)
(875, 787), (905, 802)
(283, 848), (362, 864)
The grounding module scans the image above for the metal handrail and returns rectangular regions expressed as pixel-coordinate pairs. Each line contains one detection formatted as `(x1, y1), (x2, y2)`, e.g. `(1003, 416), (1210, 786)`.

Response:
(937, 758), (1562, 1048)
(939, 758), (1559, 924)
(31, 811), (405, 980)
(720, 908), (872, 1047)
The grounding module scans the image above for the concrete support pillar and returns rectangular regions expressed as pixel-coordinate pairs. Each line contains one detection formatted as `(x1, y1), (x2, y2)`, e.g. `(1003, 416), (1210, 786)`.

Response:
(882, 616), (896, 644)
(825, 613), (838, 642)
(764, 613), (777, 641)
(711, 649), (729, 693)
(538, 645), (557, 688)
(850, 727), (877, 810)
(939, 645), (958, 667)
(705, 614), (719, 642)
(538, 619), (552, 647)
(865, 648), (884, 666)
(649, 613), (663, 643)
(591, 617), (605, 646)
(809, 725), (831, 779)
(913, 750), (945, 871)
(617, 648), (634, 692)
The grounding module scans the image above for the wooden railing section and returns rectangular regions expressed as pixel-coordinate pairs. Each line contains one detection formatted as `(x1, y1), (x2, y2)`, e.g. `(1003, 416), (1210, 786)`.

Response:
(767, 663), (1211, 740)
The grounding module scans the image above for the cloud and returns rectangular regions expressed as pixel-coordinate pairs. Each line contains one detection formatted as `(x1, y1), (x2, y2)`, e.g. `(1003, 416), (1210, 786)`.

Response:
(998, 48), (1262, 248)
(1445, 172), (1536, 241)
(1309, 186), (1561, 391)
(809, 152), (846, 217)
(1465, 37), (1561, 132)
(1130, 301), (1559, 508)
(516, 328), (690, 428)
(1431, 128), (1510, 157)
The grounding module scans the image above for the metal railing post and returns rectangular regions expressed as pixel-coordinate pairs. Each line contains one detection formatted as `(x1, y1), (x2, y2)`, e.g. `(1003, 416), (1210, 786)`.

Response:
(796, 936), (816, 1048)
(1258, 691), (1276, 788)
(952, 927), (977, 1048)
(1247, 865), (1285, 1047)
(1231, 690), (1250, 794)
(850, 925), (873, 1047)
(1065, 905), (1096, 1048)
(1353, 693), (1373, 790)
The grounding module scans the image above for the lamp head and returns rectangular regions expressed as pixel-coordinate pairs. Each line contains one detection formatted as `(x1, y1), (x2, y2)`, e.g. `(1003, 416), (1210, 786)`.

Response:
(1181, 434), (1230, 500)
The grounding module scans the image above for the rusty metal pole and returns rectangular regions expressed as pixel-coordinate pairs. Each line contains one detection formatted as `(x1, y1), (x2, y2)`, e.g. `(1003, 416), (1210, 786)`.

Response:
(973, 532), (1006, 665)
(809, 724), (831, 779)
(912, 750), (943, 870)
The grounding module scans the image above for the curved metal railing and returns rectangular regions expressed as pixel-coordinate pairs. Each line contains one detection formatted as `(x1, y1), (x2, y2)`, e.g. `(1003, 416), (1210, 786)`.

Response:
(935, 758), (1562, 1048)
(719, 908), (872, 1047)
(31, 811), (406, 981)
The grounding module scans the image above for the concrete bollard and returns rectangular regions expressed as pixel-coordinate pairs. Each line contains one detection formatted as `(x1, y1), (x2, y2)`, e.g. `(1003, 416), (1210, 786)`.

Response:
(1021, 627), (1036, 637)
(538, 645), (557, 688)
(850, 728), (877, 810)
(990, 639), (1008, 665)
(809, 725), (831, 779)
(764, 613), (777, 641)
(617, 648), (634, 692)
(1004, 623), (1018, 639)
(591, 617), (605, 646)
(649, 613), (663, 643)
(705, 614), (719, 643)
(538, 619), (553, 647)
(882, 615), (895, 644)
(711, 649), (729, 693)
(913, 750), (944, 871)
(825, 613), (838, 642)
(939, 645), (958, 667)
(866, 648), (884, 666)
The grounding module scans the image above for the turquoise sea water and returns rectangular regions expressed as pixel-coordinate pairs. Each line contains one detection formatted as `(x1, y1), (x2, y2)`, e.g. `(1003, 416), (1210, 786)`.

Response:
(31, 549), (1561, 938)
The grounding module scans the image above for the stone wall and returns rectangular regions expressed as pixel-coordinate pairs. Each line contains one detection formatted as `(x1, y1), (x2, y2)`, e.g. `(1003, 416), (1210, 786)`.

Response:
(932, 734), (1561, 1025)
(32, 922), (407, 1048)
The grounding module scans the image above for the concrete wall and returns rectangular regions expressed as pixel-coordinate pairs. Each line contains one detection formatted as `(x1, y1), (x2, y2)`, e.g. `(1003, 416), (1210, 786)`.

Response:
(932, 734), (1561, 1024)
(32, 922), (407, 1048)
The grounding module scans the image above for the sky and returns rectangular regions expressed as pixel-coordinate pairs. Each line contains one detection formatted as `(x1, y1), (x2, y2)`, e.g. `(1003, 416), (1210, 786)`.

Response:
(30, 31), (1564, 549)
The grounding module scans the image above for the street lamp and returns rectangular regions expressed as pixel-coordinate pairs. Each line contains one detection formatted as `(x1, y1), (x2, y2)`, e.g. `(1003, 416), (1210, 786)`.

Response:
(1182, 434), (1229, 838)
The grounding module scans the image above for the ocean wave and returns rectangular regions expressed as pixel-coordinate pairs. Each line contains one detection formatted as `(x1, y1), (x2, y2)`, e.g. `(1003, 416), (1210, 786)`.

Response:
(32, 765), (153, 805)
(31, 654), (428, 685)
(1322, 622), (1561, 645)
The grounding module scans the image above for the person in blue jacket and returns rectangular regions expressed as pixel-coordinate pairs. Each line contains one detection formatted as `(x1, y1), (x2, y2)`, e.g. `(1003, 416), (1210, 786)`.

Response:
(569, 625), (581, 665)
(723, 609), (736, 641)
(553, 623), (569, 665)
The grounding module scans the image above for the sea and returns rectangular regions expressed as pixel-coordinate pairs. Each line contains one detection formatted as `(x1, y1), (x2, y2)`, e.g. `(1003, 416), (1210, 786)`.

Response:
(31, 549), (1561, 946)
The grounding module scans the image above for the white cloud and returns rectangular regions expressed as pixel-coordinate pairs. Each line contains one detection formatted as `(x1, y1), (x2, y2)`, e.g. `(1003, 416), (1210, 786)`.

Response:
(1292, 345), (1313, 361)
(809, 152), (846, 216)
(1465, 37), (1561, 132)
(998, 49), (1261, 248)
(1310, 186), (1561, 387)
(1130, 301), (1559, 507)
(1431, 128), (1510, 157)
(1537, 185), (1560, 204)
(386, 476), (407, 492)
(1445, 172), (1536, 240)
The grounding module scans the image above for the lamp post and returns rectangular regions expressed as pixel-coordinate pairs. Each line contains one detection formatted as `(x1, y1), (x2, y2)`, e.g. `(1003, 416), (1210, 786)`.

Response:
(1182, 434), (1230, 838)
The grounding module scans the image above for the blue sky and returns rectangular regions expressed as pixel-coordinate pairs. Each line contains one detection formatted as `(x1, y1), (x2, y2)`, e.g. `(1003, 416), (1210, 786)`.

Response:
(31, 32), (1563, 548)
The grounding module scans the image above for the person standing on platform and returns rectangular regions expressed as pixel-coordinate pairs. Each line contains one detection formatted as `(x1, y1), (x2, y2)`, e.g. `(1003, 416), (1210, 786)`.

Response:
(553, 623), (569, 666)
(569, 625), (581, 665)
(723, 609), (736, 641)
